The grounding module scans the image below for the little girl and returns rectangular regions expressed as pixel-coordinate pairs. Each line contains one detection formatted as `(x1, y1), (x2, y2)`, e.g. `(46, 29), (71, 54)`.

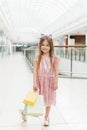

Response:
(33, 35), (60, 126)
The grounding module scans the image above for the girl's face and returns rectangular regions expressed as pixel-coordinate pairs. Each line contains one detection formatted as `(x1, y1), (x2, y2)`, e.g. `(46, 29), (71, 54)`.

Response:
(41, 40), (50, 54)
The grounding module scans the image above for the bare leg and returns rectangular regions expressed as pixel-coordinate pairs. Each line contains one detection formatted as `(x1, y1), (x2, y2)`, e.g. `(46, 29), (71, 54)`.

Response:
(44, 106), (51, 126)
(45, 106), (51, 120)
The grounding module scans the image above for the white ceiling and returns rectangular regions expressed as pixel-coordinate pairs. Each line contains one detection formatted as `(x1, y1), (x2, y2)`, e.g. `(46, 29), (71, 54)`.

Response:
(0, 0), (87, 43)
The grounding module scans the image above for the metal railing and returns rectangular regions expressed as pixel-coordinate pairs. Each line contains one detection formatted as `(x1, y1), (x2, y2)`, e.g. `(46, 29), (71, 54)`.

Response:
(24, 45), (87, 79)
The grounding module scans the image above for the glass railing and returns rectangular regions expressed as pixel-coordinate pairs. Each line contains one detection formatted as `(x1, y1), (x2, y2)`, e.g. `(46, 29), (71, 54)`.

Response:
(55, 45), (87, 78)
(24, 45), (87, 79)
(0, 44), (8, 56)
(55, 46), (87, 62)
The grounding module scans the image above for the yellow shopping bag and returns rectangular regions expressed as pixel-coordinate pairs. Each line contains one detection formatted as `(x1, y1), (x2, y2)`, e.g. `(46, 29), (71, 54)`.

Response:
(23, 95), (44, 116)
(23, 91), (38, 106)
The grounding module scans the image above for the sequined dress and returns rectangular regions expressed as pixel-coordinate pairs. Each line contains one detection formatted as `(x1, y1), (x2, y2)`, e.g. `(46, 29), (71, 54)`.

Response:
(34, 55), (59, 106)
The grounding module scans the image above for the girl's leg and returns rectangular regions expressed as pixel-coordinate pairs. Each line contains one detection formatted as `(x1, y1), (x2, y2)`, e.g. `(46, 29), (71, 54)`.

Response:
(45, 106), (51, 120)
(44, 106), (51, 126)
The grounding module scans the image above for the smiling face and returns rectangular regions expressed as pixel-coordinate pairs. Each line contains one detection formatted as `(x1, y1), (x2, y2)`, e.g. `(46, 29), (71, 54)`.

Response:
(41, 40), (50, 54)
(39, 36), (54, 57)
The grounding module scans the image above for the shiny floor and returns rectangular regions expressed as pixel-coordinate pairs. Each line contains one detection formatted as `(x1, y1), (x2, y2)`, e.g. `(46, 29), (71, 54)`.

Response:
(0, 52), (87, 130)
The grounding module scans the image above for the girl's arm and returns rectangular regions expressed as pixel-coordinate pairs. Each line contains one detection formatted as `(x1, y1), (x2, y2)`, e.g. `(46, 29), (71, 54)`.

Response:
(33, 56), (38, 91)
(54, 56), (60, 90)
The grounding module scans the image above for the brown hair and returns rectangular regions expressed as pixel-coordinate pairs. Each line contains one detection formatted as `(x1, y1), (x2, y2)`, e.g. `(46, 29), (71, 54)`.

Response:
(38, 35), (54, 69)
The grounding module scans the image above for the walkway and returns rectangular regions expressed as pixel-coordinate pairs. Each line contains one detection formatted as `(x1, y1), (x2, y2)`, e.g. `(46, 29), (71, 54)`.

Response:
(0, 52), (87, 130)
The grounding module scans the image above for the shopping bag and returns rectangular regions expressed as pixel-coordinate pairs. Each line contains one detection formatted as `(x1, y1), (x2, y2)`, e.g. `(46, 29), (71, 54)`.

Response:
(23, 95), (44, 116)
(23, 91), (38, 106)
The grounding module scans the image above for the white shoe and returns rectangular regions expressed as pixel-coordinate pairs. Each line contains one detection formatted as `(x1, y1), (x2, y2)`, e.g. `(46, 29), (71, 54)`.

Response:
(44, 118), (49, 126)
(19, 109), (27, 122)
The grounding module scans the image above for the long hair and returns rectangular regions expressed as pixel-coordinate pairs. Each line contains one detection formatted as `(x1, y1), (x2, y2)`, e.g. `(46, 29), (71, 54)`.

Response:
(38, 35), (54, 69)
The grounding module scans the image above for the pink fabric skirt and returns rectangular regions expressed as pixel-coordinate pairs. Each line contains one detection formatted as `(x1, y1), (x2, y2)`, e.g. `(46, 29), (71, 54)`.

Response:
(38, 75), (56, 106)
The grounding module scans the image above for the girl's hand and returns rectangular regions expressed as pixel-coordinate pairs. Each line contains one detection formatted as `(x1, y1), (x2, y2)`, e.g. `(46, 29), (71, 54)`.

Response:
(54, 84), (58, 90)
(33, 86), (38, 91)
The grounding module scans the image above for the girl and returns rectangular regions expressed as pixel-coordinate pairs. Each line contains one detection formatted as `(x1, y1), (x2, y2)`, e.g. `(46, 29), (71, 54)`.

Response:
(33, 35), (60, 126)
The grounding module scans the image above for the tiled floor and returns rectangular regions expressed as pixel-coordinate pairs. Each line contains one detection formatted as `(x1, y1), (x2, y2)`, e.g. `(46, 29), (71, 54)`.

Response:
(0, 52), (87, 130)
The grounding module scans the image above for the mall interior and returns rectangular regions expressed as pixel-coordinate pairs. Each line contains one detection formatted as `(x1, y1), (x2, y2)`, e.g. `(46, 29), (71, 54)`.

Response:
(0, 0), (87, 130)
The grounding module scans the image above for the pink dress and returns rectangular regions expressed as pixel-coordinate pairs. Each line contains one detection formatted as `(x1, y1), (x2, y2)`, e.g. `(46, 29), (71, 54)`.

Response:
(34, 55), (60, 106)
